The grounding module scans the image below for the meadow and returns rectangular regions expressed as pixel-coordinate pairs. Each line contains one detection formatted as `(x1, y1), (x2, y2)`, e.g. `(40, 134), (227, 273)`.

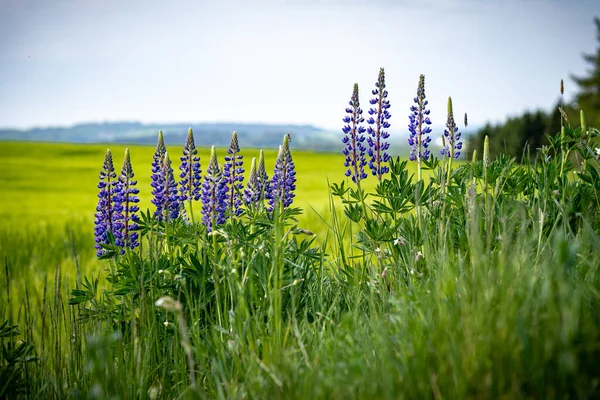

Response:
(0, 140), (392, 285)
(1, 98), (600, 399)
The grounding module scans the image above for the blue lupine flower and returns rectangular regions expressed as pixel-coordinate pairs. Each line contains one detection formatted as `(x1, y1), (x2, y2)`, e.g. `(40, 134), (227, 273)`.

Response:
(245, 149), (269, 206)
(440, 97), (462, 159)
(244, 157), (259, 205)
(151, 131), (167, 218)
(201, 146), (228, 232)
(268, 134), (296, 212)
(94, 149), (119, 257)
(342, 83), (368, 183)
(154, 152), (181, 221)
(408, 75), (433, 162)
(114, 148), (140, 251)
(223, 131), (244, 216)
(366, 68), (392, 180)
(179, 128), (202, 202)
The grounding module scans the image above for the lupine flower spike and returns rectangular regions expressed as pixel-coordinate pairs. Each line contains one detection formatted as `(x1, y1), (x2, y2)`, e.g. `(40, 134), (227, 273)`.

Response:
(244, 157), (259, 205)
(223, 131), (244, 216)
(366, 68), (391, 180)
(441, 97), (462, 159)
(179, 128), (202, 202)
(245, 150), (269, 207)
(342, 83), (368, 183)
(257, 149), (269, 192)
(201, 146), (228, 232)
(151, 131), (167, 218)
(155, 152), (180, 221)
(268, 134), (296, 212)
(94, 149), (118, 257)
(114, 148), (140, 251)
(408, 74), (432, 164)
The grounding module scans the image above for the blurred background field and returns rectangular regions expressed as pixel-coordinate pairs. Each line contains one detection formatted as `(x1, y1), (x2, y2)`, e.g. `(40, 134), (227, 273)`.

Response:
(0, 140), (420, 281)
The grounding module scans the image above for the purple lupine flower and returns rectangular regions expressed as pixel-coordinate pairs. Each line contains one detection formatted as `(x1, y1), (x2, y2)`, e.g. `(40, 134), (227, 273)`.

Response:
(154, 152), (181, 221)
(267, 134), (296, 212)
(201, 146), (228, 232)
(245, 149), (269, 206)
(342, 83), (368, 183)
(151, 130), (167, 218)
(440, 97), (462, 159)
(223, 131), (244, 216)
(94, 149), (119, 257)
(408, 75), (433, 162)
(179, 128), (202, 202)
(114, 148), (140, 251)
(366, 68), (392, 180)
(244, 157), (259, 205)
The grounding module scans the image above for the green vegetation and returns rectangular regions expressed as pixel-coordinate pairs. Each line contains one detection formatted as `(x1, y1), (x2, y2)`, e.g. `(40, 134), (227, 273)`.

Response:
(1, 108), (599, 398)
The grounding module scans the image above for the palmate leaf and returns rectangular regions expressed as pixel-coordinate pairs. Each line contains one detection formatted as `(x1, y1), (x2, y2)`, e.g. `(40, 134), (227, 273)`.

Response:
(0, 321), (19, 339)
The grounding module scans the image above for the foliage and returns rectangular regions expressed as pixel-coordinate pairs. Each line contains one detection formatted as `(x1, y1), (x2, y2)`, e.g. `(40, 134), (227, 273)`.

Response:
(1, 68), (600, 399)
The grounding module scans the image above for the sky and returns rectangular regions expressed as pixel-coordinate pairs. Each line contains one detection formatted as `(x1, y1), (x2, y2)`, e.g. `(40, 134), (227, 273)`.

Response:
(0, 0), (598, 132)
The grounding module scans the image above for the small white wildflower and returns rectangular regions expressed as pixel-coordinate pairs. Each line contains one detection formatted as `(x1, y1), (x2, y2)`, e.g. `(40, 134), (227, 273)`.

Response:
(410, 269), (415, 275)
(163, 320), (169, 327)
(155, 296), (182, 313)
(381, 267), (388, 279)
(595, 148), (600, 156)
(415, 251), (423, 262)
(158, 269), (164, 274)
(393, 236), (407, 246)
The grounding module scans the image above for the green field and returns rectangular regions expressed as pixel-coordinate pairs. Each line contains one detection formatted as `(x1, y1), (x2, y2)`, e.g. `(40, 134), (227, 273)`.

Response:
(1, 134), (600, 399)
(0, 140), (383, 225)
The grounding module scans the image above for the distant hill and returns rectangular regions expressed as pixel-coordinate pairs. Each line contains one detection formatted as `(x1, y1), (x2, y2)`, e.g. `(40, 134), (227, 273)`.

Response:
(0, 121), (478, 156)
(0, 122), (343, 151)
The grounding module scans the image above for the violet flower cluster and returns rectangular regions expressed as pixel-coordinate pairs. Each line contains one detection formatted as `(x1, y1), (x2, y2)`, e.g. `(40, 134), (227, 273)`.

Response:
(201, 146), (228, 232)
(440, 97), (463, 159)
(114, 148), (140, 250)
(244, 150), (269, 206)
(342, 83), (368, 184)
(408, 75), (432, 162)
(268, 134), (296, 212)
(179, 128), (202, 202)
(94, 149), (139, 257)
(94, 150), (119, 257)
(154, 152), (181, 221)
(151, 131), (167, 218)
(366, 68), (391, 180)
(223, 131), (244, 216)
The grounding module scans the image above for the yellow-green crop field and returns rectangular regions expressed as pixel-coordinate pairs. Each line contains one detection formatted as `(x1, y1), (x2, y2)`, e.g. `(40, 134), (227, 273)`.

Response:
(0, 141), (424, 228)
(0, 141), (424, 278)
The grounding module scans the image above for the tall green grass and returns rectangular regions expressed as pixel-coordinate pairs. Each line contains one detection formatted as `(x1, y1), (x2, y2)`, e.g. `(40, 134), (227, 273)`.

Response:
(1, 117), (599, 399)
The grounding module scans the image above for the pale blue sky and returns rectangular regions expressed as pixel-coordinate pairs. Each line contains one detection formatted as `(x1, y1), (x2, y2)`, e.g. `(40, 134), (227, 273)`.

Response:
(0, 0), (598, 131)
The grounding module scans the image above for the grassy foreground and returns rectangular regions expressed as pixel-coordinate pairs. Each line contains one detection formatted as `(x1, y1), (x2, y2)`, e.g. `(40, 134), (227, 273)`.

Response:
(1, 116), (600, 399)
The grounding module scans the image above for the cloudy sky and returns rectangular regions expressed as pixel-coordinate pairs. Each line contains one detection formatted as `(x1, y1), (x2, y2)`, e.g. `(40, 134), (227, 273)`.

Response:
(0, 0), (598, 131)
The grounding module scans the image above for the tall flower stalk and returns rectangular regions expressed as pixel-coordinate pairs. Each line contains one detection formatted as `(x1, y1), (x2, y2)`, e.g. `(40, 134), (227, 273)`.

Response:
(267, 134), (296, 213)
(114, 148), (140, 251)
(151, 130), (167, 219)
(441, 97), (462, 186)
(407, 74), (432, 182)
(94, 149), (118, 257)
(154, 152), (180, 222)
(342, 83), (367, 185)
(224, 131), (244, 216)
(179, 128), (202, 222)
(366, 68), (392, 181)
(201, 146), (227, 232)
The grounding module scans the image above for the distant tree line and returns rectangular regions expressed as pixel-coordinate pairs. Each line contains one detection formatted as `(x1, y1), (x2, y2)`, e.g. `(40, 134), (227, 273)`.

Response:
(469, 17), (600, 161)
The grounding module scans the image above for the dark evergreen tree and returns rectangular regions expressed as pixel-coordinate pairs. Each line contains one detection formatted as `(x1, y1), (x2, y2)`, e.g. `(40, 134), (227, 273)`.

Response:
(572, 17), (600, 129)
